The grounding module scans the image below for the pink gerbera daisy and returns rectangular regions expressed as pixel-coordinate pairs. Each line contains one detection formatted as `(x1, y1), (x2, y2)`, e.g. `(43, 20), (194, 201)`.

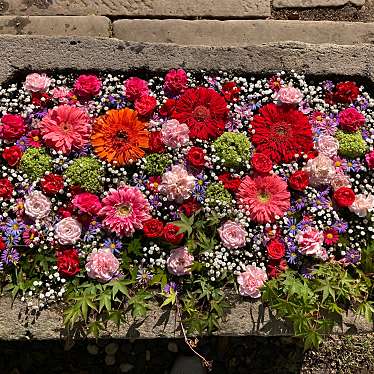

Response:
(99, 186), (151, 237)
(236, 175), (290, 224)
(39, 104), (90, 154)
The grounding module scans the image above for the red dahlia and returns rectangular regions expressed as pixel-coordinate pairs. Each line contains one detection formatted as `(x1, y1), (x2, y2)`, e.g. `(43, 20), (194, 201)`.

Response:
(251, 103), (313, 164)
(172, 87), (228, 140)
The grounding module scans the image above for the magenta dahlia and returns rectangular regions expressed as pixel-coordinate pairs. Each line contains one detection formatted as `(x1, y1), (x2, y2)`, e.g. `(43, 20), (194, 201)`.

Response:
(39, 105), (90, 154)
(251, 103), (313, 164)
(99, 186), (151, 237)
(236, 175), (290, 224)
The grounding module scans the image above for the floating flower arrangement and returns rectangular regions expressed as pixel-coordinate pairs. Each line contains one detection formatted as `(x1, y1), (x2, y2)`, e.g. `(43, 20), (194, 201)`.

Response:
(0, 70), (373, 350)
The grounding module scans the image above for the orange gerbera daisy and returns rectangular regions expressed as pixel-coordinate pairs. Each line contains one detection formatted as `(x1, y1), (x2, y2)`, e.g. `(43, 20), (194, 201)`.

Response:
(91, 108), (149, 166)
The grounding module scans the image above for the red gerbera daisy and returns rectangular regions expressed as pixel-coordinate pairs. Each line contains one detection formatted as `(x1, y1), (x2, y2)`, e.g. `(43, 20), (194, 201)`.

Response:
(251, 103), (313, 164)
(323, 228), (339, 245)
(172, 87), (228, 140)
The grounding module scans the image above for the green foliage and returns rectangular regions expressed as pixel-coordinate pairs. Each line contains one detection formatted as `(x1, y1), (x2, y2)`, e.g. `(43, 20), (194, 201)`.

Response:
(262, 262), (374, 350)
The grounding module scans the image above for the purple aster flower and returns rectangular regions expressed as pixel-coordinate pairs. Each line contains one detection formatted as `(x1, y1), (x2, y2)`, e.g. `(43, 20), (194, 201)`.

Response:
(285, 244), (300, 265)
(332, 220), (348, 234)
(1, 248), (20, 265)
(247, 95), (262, 111)
(344, 248), (361, 264)
(15, 136), (28, 151)
(299, 100), (312, 115)
(300, 266), (315, 279)
(5, 219), (25, 237)
(136, 267), (153, 284)
(103, 238), (122, 255)
(322, 80), (334, 92)
(164, 281), (178, 294)
(358, 97), (369, 111)
(285, 218), (298, 236)
(293, 196), (306, 211)
(345, 159), (362, 173)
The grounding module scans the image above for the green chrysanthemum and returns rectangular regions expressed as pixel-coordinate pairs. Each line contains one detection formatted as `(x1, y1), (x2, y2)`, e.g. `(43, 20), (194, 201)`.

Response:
(143, 153), (172, 175)
(336, 130), (367, 158)
(213, 132), (251, 167)
(205, 183), (232, 208)
(20, 147), (52, 180)
(64, 157), (104, 193)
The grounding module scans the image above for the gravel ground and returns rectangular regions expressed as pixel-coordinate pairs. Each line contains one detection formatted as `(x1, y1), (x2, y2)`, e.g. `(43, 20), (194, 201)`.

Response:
(0, 334), (373, 374)
(272, 0), (374, 22)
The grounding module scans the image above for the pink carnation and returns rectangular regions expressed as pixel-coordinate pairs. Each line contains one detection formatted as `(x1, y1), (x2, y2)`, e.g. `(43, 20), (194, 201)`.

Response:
(317, 135), (339, 158)
(296, 226), (327, 260)
(304, 154), (336, 187)
(51, 87), (71, 100)
(237, 265), (267, 298)
(218, 221), (247, 249)
(349, 193), (374, 217)
(275, 86), (303, 105)
(99, 186), (151, 237)
(24, 73), (51, 92)
(338, 107), (365, 132)
(366, 150), (374, 169)
(236, 175), (290, 224)
(72, 192), (102, 215)
(74, 75), (102, 97)
(166, 247), (194, 276)
(124, 77), (149, 101)
(164, 69), (188, 96)
(331, 172), (351, 191)
(39, 105), (90, 154)
(24, 190), (51, 220)
(160, 164), (195, 203)
(86, 248), (120, 283)
(161, 119), (190, 148)
(55, 217), (82, 245)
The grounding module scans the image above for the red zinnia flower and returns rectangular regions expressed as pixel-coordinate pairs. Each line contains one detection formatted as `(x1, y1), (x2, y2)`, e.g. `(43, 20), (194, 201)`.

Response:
(251, 103), (313, 164)
(323, 229), (339, 245)
(172, 87), (228, 140)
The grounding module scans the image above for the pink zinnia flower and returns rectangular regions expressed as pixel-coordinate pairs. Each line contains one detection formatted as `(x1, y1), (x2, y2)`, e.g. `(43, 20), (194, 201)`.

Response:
(39, 105), (90, 154)
(99, 186), (151, 237)
(236, 175), (290, 224)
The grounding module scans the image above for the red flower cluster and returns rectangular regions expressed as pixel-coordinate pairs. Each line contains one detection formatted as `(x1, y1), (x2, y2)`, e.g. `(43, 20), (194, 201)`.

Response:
(2, 145), (22, 167)
(218, 172), (241, 192)
(288, 170), (309, 191)
(333, 187), (355, 207)
(0, 178), (13, 199)
(57, 249), (80, 277)
(40, 174), (64, 195)
(251, 153), (273, 174)
(186, 146), (205, 168)
(0, 114), (26, 141)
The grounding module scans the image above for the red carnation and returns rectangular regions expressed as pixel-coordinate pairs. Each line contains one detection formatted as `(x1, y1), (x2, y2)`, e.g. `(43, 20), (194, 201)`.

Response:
(334, 187), (355, 207)
(338, 107), (365, 133)
(135, 95), (157, 117)
(186, 146), (205, 168)
(74, 74), (102, 98)
(163, 223), (184, 245)
(179, 198), (200, 217)
(159, 98), (177, 117)
(172, 87), (228, 140)
(1, 114), (26, 141)
(0, 237), (5, 251)
(0, 178), (13, 199)
(2, 145), (23, 167)
(218, 172), (241, 192)
(334, 81), (359, 104)
(143, 218), (164, 238)
(251, 153), (273, 174)
(73, 192), (102, 215)
(251, 103), (313, 164)
(56, 248), (80, 277)
(221, 81), (240, 103)
(288, 170), (309, 191)
(164, 69), (188, 97)
(40, 173), (64, 195)
(267, 239), (286, 260)
(149, 131), (165, 153)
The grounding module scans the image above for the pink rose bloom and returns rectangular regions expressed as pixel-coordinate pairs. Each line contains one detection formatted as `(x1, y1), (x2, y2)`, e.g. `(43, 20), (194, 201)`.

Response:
(366, 150), (374, 169)
(161, 119), (190, 148)
(331, 172), (352, 191)
(167, 247), (194, 276)
(275, 86), (303, 105)
(349, 193), (374, 217)
(164, 69), (188, 96)
(296, 226), (327, 260)
(55, 217), (82, 245)
(51, 87), (70, 100)
(24, 190), (51, 220)
(160, 164), (195, 203)
(237, 265), (267, 298)
(124, 77), (149, 101)
(135, 95), (157, 117)
(24, 73), (51, 92)
(304, 154), (336, 187)
(86, 248), (120, 283)
(317, 135), (339, 158)
(72, 192), (102, 215)
(218, 221), (247, 249)
(338, 107), (365, 132)
(74, 75), (102, 97)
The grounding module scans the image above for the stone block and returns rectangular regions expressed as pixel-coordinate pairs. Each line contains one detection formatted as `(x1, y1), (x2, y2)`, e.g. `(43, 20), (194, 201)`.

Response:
(273, 0), (365, 8)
